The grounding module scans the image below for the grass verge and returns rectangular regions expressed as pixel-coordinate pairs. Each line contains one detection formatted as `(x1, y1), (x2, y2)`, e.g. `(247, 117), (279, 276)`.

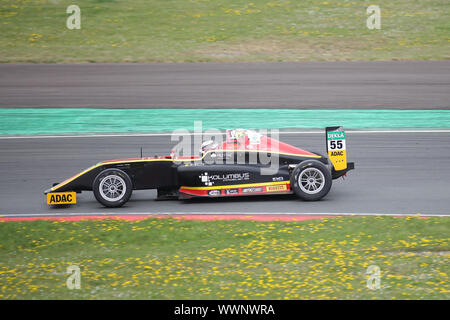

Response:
(1, 0), (449, 62)
(0, 216), (448, 299)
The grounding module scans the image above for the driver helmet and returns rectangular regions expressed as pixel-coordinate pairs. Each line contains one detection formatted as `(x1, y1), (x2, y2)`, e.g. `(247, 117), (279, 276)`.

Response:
(200, 140), (218, 155)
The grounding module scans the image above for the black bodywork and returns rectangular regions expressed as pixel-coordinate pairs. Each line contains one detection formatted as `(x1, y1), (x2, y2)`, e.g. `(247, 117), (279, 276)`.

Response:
(45, 150), (354, 199)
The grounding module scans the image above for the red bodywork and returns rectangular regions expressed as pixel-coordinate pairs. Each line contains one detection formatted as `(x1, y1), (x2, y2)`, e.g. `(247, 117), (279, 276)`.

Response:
(100, 130), (316, 165)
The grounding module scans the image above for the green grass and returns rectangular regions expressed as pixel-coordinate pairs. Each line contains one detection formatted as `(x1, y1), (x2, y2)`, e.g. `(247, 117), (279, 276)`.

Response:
(0, 0), (448, 63)
(0, 216), (448, 299)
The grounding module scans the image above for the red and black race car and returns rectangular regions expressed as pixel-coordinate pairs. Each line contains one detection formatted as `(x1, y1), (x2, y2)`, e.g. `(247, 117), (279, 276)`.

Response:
(45, 127), (354, 208)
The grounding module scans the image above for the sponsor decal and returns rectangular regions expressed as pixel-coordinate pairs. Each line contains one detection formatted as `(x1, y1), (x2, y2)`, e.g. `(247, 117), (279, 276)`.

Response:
(266, 184), (288, 192)
(225, 188), (239, 195)
(327, 128), (347, 171)
(47, 192), (76, 205)
(208, 190), (221, 196)
(242, 187), (263, 193)
(327, 131), (346, 140)
(199, 172), (213, 186)
(272, 176), (284, 182)
(199, 172), (250, 186)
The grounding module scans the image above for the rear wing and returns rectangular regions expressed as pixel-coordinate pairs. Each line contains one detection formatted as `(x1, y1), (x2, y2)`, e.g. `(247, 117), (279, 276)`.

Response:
(326, 126), (348, 171)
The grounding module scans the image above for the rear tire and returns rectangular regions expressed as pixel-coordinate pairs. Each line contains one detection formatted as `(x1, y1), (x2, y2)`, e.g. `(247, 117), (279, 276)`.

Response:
(93, 168), (133, 208)
(290, 160), (332, 201)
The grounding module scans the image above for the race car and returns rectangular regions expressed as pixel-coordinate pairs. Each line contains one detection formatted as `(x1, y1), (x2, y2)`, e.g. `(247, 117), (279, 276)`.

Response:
(45, 127), (354, 208)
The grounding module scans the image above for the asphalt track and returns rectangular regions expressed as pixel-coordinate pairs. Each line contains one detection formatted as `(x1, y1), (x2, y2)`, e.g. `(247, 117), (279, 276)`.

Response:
(1, 132), (449, 216)
(1, 61), (449, 109)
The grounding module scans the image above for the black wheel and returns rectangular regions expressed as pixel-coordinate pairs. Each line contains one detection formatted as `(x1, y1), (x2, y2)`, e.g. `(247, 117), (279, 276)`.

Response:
(93, 168), (133, 208)
(290, 160), (332, 201)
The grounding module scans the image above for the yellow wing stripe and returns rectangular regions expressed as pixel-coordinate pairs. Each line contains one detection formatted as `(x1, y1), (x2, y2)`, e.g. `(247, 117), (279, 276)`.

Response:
(180, 181), (290, 191)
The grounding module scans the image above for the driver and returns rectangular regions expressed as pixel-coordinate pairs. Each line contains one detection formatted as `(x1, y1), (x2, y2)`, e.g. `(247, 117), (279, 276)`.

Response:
(200, 139), (218, 156)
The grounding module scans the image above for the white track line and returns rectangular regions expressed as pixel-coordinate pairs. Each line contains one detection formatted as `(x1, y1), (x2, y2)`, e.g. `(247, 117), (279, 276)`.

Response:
(1, 129), (450, 139)
(0, 212), (449, 218)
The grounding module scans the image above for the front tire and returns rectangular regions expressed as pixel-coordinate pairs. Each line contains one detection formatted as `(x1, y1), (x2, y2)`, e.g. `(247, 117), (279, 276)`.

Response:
(93, 168), (133, 208)
(290, 160), (332, 201)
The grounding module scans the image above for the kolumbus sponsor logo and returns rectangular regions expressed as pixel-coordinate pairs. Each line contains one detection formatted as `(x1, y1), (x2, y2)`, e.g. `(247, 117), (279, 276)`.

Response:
(199, 172), (250, 186)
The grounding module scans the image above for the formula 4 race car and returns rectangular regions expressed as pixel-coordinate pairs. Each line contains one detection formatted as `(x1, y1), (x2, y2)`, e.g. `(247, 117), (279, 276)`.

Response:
(45, 127), (354, 207)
